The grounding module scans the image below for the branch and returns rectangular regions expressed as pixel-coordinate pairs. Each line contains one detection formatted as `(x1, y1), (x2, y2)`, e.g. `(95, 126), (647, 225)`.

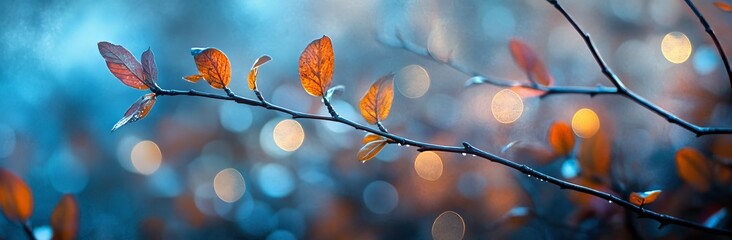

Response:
(684, 0), (732, 91)
(378, 3), (732, 136)
(150, 84), (732, 235)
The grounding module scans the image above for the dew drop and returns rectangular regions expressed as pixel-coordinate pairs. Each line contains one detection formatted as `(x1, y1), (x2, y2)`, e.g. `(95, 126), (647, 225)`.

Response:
(608, 200), (613, 204)
(462, 153), (467, 156)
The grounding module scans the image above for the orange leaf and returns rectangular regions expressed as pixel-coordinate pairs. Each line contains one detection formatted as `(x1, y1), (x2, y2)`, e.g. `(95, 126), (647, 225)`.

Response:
(675, 147), (712, 192)
(141, 48), (158, 88)
(183, 74), (204, 83)
(629, 190), (662, 206)
(548, 122), (575, 156)
(298, 36), (334, 97)
(362, 133), (385, 144)
(360, 73), (395, 125)
(190, 47), (231, 89)
(98, 42), (148, 90)
(508, 39), (554, 86)
(715, 1), (732, 12)
(0, 169), (33, 222)
(248, 55), (272, 90)
(358, 134), (388, 162)
(578, 131), (610, 178)
(51, 194), (79, 240)
(510, 86), (546, 99)
(112, 93), (157, 132)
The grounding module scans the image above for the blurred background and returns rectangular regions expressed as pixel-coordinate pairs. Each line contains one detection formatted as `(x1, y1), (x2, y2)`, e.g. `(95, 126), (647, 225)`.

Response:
(1, 0), (732, 239)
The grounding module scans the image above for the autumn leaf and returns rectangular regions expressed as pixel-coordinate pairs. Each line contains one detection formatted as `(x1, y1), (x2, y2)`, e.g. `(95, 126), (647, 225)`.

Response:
(578, 131), (610, 178)
(715, 1), (732, 12)
(247, 55), (272, 90)
(0, 168), (33, 222)
(358, 133), (387, 162)
(508, 39), (554, 87)
(299, 36), (334, 97)
(183, 74), (204, 83)
(629, 190), (661, 206)
(141, 48), (158, 88)
(675, 147), (712, 192)
(51, 194), (79, 240)
(548, 122), (575, 156)
(189, 47), (232, 89)
(360, 73), (395, 125)
(98, 41), (148, 90)
(112, 93), (157, 132)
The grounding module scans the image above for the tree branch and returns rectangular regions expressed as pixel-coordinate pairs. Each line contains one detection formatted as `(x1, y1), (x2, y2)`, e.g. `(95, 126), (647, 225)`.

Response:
(378, 2), (732, 136)
(684, 0), (732, 91)
(150, 83), (732, 235)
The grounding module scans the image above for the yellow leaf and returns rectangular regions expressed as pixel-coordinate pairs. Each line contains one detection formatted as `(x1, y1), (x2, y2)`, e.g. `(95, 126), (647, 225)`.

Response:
(358, 134), (388, 162)
(298, 36), (334, 97)
(0, 169), (33, 222)
(675, 147), (712, 192)
(191, 48), (231, 89)
(547, 122), (574, 156)
(51, 194), (79, 240)
(360, 73), (395, 125)
(629, 190), (661, 206)
(248, 55), (272, 90)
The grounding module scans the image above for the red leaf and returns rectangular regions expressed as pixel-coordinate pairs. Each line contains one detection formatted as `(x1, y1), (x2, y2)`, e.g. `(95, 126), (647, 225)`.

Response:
(509, 39), (554, 87)
(112, 93), (157, 132)
(629, 190), (662, 206)
(98, 42), (148, 90)
(0, 168), (33, 222)
(141, 48), (157, 88)
(51, 194), (79, 240)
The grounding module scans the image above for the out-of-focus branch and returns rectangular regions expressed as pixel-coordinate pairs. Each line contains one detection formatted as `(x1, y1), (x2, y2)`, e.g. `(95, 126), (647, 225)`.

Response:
(684, 0), (732, 91)
(378, 4), (732, 136)
(150, 82), (732, 235)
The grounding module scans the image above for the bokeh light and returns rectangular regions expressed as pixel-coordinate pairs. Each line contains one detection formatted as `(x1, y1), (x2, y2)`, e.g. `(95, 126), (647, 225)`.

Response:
(432, 211), (465, 240)
(491, 89), (524, 124)
(130, 140), (162, 175)
(362, 180), (399, 214)
(395, 65), (430, 98)
(661, 32), (692, 64)
(273, 119), (305, 152)
(571, 108), (600, 139)
(257, 163), (295, 198)
(414, 151), (443, 181)
(213, 168), (246, 203)
(219, 101), (253, 133)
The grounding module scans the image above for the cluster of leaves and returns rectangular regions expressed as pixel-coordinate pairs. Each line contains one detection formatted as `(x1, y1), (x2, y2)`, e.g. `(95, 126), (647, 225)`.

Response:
(0, 168), (78, 240)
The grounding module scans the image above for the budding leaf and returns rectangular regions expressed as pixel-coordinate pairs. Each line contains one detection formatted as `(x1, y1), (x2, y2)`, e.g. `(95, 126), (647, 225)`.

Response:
(248, 55), (272, 90)
(189, 47), (231, 89)
(98, 41), (148, 90)
(298, 35), (334, 97)
(112, 93), (157, 132)
(629, 190), (661, 206)
(0, 168), (33, 222)
(360, 73), (395, 125)
(51, 194), (79, 240)
(325, 85), (345, 102)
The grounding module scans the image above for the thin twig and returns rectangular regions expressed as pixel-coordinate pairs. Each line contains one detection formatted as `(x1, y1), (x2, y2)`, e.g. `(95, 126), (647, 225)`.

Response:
(379, 3), (732, 136)
(150, 83), (732, 235)
(21, 222), (36, 240)
(684, 0), (732, 91)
